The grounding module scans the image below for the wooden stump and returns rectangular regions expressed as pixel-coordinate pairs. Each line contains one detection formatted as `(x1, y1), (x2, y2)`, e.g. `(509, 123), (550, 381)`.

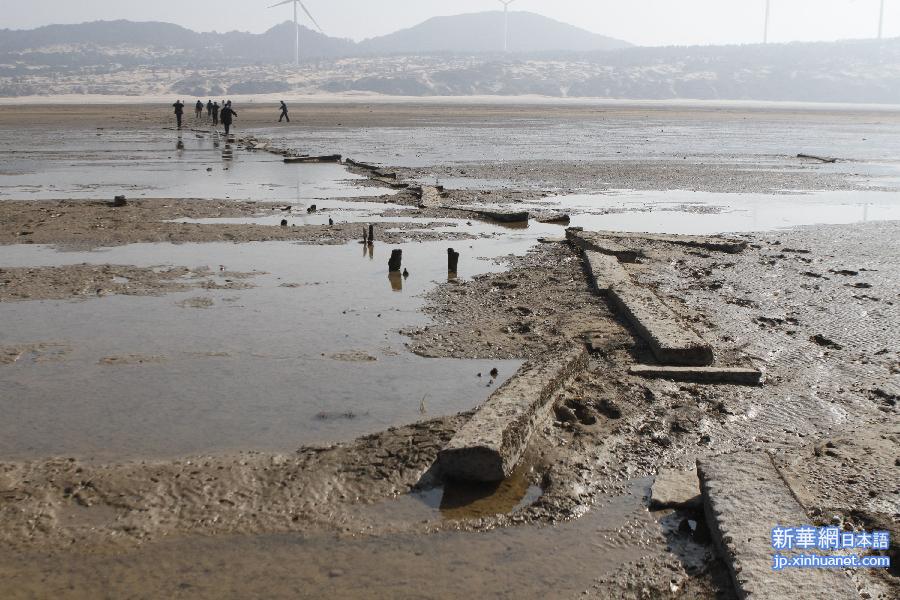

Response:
(388, 249), (403, 273)
(448, 248), (460, 273)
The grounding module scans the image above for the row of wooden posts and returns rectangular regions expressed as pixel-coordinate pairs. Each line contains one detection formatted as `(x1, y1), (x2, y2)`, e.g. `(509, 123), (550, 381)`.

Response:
(364, 225), (460, 274)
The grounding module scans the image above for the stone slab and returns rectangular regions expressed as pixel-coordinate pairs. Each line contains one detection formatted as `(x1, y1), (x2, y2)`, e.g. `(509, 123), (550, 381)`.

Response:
(630, 365), (762, 385)
(344, 158), (380, 171)
(583, 250), (631, 293)
(610, 285), (714, 366)
(534, 212), (571, 224)
(438, 346), (588, 482)
(284, 154), (342, 163)
(698, 453), (857, 599)
(573, 229), (747, 254)
(567, 229), (639, 263)
(418, 185), (446, 209)
(454, 208), (530, 224)
(650, 468), (701, 510)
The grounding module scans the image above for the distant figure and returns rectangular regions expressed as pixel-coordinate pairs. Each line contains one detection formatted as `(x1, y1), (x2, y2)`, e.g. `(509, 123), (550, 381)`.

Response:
(211, 102), (220, 126)
(195, 100), (203, 120)
(206, 99), (213, 120)
(279, 101), (290, 123)
(172, 99), (185, 129)
(220, 101), (237, 136)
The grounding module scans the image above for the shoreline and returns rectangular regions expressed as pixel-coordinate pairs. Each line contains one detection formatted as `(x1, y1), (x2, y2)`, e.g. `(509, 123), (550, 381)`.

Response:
(2, 93), (900, 113)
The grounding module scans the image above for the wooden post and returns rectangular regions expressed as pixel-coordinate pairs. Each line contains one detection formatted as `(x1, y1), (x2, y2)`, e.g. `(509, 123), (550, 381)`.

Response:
(388, 249), (403, 272)
(448, 248), (460, 273)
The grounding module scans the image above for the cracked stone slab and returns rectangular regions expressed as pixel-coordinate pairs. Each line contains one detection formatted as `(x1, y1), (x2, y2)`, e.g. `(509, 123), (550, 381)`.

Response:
(583, 250), (631, 293)
(438, 345), (588, 482)
(697, 453), (857, 599)
(609, 285), (714, 366)
(630, 365), (762, 385)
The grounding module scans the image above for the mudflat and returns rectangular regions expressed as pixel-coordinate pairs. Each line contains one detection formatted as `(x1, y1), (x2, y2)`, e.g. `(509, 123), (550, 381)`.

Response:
(0, 100), (897, 599)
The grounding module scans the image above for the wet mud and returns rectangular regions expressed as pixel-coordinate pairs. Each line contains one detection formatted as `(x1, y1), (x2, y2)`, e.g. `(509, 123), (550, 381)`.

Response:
(1, 102), (898, 598)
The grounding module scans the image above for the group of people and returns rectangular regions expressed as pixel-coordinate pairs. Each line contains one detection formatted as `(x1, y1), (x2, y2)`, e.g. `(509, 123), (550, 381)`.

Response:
(171, 99), (291, 134)
(172, 99), (238, 133)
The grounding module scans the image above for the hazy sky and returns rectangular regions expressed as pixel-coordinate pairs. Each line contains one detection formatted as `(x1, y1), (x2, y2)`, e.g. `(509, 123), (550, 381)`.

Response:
(4, 1), (896, 46)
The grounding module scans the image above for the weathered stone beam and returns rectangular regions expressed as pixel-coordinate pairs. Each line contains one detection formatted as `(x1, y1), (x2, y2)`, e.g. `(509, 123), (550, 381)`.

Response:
(344, 158), (381, 171)
(698, 453), (857, 599)
(630, 365), (762, 385)
(566, 228), (639, 263)
(454, 208), (530, 224)
(610, 285), (714, 365)
(573, 229), (747, 254)
(284, 154), (342, 164)
(650, 468), (701, 510)
(418, 185), (446, 209)
(534, 212), (571, 224)
(439, 346), (588, 482)
(583, 250), (631, 293)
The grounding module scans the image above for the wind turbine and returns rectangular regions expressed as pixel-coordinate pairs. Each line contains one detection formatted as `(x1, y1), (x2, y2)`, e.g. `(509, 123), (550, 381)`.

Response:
(499, 0), (516, 52)
(763, 0), (771, 44)
(269, 0), (324, 65)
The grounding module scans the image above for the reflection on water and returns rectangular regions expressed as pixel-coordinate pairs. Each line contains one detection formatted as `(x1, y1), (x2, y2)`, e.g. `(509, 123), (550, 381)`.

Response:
(0, 130), (391, 201)
(527, 189), (900, 235)
(0, 239), (541, 460)
(388, 271), (403, 292)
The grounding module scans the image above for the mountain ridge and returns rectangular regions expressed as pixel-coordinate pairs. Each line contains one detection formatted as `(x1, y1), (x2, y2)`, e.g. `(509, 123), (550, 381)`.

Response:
(0, 12), (629, 58)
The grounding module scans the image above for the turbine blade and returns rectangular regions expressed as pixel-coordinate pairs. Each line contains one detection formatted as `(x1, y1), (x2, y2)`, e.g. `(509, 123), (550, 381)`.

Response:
(268, 0), (294, 8)
(298, 0), (324, 33)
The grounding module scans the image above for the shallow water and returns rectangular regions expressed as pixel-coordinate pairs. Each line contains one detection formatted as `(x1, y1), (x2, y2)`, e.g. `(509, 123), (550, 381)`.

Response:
(253, 115), (900, 170)
(0, 129), (390, 201)
(460, 189), (900, 235)
(559, 189), (900, 234)
(0, 236), (552, 460)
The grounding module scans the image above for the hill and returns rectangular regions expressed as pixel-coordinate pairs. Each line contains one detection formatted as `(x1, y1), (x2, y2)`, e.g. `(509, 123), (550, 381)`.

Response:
(357, 11), (631, 54)
(0, 12), (628, 62)
(1, 17), (897, 103)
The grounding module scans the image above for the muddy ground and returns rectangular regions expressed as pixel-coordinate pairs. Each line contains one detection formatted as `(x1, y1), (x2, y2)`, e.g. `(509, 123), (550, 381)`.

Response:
(0, 195), (482, 250)
(1, 224), (896, 598)
(0, 103), (898, 598)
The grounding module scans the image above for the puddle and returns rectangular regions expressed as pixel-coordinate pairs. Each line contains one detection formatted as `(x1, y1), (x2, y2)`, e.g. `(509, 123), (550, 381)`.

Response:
(2, 480), (657, 599)
(360, 462), (542, 525)
(0, 237), (556, 460)
(528, 189), (900, 234)
(0, 130), (391, 201)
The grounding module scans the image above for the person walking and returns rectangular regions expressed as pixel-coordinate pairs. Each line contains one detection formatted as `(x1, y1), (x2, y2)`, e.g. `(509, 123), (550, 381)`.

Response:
(220, 101), (237, 136)
(211, 101), (220, 126)
(278, 100), (290, 123)
(173, 99), (185, 129)
(195, 100), (203, 120)
(206, 99), (213, 120)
